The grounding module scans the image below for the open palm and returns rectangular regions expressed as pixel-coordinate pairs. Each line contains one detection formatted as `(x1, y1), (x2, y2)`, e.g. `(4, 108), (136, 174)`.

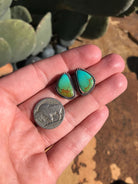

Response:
(0, 45), (127, 184)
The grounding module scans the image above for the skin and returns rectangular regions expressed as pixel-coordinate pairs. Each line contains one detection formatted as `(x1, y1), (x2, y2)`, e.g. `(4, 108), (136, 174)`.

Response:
(0, 45), (127, 184)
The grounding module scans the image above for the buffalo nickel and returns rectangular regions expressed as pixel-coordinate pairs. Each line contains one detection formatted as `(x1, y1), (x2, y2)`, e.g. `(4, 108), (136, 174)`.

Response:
(33, 98), (65, 129)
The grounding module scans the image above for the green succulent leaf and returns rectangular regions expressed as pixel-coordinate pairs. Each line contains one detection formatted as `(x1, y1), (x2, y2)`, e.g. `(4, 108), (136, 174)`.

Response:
(32, 12), (52, 56)
(0, 0), (12, 17)
(11, 5), (32, 23)
(81, 16), (109, 39)
(53, 10), (88, 41)
(0, 8), (11, 20)
(0, 37), (12, 66)
(0, 19), (36, 63)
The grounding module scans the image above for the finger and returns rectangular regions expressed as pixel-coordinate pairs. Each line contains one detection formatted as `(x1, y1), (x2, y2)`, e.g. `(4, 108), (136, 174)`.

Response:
(19, 53), (125, 118)
(38, 73), (127, 147)
(0, 45), (101, 105)
(47, 106), (109, 178)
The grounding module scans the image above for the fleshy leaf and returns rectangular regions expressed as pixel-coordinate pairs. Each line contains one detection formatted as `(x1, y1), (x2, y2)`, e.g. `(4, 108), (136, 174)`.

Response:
(0, 37), (12, 66)
(81, 16), (109, 39)
(11, 5), (32, 23)
(0, 19), (36, 63)
(0, 0), (12, 17)
(53, 9), (88, 41)
(0, 8), (11, 20)
(32, 12), (52, 56)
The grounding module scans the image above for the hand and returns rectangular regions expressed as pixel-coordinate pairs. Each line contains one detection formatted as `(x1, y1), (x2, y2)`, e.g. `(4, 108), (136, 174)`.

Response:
(0, 45), (127, 184)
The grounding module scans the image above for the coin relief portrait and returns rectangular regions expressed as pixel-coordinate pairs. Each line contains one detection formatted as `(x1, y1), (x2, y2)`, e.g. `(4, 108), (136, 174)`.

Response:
(35, 104), (63, 125)
(33, 98), (65, 129)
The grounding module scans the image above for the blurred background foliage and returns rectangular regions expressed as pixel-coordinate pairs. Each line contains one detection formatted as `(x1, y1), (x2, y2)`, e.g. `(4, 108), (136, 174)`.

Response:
(0, 0), (137, 69)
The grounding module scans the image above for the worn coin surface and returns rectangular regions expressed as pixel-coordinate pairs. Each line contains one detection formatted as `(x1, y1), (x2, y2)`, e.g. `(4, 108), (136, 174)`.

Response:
(33, 98), (65, 129)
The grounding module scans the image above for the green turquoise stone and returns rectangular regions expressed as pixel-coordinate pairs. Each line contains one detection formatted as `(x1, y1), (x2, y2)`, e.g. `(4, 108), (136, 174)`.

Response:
(56, 73), (75, 99)
(76, 69), (95, 95)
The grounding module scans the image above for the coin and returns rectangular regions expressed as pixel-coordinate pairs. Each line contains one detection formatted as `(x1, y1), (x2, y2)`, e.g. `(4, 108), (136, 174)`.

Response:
(33, 98), (65, 129)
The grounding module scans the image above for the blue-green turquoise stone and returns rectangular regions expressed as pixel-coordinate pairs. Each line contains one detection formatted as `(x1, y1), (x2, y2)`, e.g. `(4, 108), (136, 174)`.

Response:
(76, 69), (95, 95)
(57, 73), (75, 99)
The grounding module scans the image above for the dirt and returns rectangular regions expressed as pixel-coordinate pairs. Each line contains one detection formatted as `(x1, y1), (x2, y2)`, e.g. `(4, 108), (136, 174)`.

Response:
(57, 13), (138, 184)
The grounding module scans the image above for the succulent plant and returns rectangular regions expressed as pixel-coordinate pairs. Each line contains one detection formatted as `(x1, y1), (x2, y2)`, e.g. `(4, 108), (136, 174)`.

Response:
(0, 8), (11, 20)
(11, 5), (32, 23)
(81, 16), (109, 39)
(0, 0), (12, 17)
(0, 0), (137, 70)
(53, 10), (89, 41)
(0, 19), (36, 64)
(0, 37), (12, 66)
(12, 0), (135, 16)
(0, 1), (53, 67)
(32, 12), (52, 56)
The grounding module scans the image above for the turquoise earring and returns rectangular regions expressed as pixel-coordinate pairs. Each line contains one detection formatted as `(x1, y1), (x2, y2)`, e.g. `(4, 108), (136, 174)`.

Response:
(75, 68), (95, 95)
(56, 73), (75, 99)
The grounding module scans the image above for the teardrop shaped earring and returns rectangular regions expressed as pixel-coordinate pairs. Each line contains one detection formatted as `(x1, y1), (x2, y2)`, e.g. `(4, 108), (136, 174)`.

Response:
(75, 68), (95, 95)
(56, 73), (75, 99)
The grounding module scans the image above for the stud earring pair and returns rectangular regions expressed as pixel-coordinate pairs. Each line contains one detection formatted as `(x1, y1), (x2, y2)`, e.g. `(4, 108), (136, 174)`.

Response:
(56, 68), (95, 99)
